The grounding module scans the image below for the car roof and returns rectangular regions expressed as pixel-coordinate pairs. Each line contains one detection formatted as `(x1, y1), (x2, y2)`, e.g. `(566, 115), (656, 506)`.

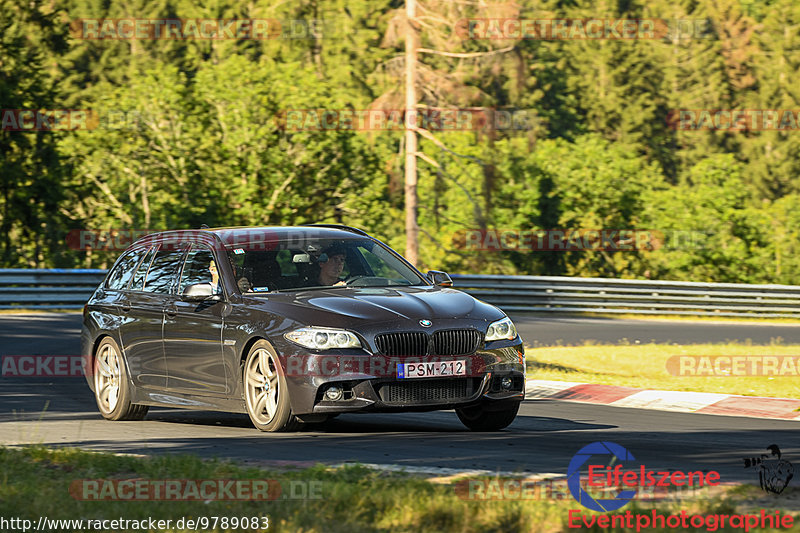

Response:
(210, 225), (368, 241)
(127, 225), (371, 250)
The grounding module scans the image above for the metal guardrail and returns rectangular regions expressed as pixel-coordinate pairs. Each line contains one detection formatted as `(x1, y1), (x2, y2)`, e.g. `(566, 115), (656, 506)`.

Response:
(3, 269), (800, 317)
(450, 274), (800, 318)
(0, 269), (107, 309)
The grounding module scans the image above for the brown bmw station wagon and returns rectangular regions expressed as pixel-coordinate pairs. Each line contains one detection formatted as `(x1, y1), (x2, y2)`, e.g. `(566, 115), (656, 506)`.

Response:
(81, 225), (526, 431)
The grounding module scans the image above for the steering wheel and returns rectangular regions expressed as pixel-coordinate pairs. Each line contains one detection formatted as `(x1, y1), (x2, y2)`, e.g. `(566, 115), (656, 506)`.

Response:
(343, 275), (367, 285)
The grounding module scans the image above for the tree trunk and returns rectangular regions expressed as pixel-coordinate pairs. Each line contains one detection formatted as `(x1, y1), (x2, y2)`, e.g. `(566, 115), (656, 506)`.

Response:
(404, 0), (419, 266)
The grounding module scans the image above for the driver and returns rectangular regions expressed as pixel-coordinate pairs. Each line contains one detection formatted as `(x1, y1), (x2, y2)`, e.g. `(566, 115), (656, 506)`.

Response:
(317, 246), (347, 286)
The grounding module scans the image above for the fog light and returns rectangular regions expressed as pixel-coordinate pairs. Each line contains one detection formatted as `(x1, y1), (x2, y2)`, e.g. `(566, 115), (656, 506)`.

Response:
(324, 386), (343, 401)
(500, 376), (513, 390)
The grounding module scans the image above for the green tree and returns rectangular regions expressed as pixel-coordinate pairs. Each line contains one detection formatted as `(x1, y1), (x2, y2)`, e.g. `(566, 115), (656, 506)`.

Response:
(642, 154), (773, 283)
(0, 0), (69, 267)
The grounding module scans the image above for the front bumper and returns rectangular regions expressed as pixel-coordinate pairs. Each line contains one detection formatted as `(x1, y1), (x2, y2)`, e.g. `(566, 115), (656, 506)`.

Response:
(276, 339), (526, 415)
(310, 372), (525, 414)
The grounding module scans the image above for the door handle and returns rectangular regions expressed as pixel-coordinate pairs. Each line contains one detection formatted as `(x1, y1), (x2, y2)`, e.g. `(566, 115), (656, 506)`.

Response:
(165, 306), (177, 318)
(120, 302), (131, 313)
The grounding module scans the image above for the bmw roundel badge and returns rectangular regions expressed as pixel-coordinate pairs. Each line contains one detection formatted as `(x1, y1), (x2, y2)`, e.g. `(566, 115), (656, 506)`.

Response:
(419, 319), (432, 327)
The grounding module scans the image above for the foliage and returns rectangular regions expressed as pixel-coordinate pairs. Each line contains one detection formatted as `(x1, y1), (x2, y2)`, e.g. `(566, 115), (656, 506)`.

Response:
(2, 0), (800, 284)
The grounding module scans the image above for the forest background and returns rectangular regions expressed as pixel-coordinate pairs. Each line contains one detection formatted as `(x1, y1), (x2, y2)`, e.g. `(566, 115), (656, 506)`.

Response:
(3, 0), (799, 284)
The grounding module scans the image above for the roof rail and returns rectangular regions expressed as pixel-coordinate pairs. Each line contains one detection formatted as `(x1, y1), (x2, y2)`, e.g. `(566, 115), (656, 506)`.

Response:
(302, 224), (369, 236)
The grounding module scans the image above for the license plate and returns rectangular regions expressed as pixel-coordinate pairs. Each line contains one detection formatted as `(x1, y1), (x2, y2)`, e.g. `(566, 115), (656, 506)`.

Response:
(397, 361), (466, 379)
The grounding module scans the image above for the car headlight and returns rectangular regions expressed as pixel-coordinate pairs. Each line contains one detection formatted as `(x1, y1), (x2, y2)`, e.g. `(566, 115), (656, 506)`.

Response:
(284, 327), (361, 350)
(485, 317), (517, 341)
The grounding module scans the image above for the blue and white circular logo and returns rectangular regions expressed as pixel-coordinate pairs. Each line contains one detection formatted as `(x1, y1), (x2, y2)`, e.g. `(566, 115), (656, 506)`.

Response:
(567, 441), (637, 512)
(419, 319), (432, 327)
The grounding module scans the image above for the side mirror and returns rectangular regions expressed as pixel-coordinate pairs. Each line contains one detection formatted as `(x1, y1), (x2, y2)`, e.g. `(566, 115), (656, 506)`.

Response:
(426, 270), (453, 287)
(183, 283), (218, 301)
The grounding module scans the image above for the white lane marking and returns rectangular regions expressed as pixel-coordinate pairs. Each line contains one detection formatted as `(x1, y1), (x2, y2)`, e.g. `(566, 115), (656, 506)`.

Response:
(525, 380), (580, 398)
(611, 390), (726, 412)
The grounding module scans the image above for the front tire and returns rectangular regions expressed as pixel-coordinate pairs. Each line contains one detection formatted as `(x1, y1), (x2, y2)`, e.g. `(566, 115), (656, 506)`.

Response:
(456, 401), (520, 431)
(243, 340), (300, 432)
(93, 337), (148, 421)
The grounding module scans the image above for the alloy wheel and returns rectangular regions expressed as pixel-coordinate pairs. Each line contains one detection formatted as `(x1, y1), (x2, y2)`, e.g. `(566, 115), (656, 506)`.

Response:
(94, 343), (121, 414)
(245, 348), (280, 424)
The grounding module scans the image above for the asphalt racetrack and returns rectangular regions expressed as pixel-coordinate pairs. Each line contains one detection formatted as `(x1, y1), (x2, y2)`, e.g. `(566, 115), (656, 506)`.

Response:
(1, 312), (799, 483)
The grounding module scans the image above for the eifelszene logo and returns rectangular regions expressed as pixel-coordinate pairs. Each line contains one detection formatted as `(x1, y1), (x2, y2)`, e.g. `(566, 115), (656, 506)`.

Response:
(567, 441), (721, 512)
(568, 441), (637, 511)
(567, 442), (796, 530)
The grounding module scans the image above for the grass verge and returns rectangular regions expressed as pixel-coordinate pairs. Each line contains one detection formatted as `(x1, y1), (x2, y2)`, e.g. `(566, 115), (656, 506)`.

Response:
(509, 312), (800, 325)
(526, 343), (800, 398)
(562, 312), (800, 325)
(0, 446), (563, 533)
(1, 446), (797, 533)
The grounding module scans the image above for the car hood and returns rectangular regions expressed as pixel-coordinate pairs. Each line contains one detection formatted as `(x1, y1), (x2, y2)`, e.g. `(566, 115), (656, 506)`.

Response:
(242, 286), (504, 326)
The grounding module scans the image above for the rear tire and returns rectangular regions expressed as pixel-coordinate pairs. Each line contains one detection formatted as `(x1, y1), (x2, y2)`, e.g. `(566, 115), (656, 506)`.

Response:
(456, 401), (520, 431)
(243, 340), (301, 432)
(93, 337), (148, 421)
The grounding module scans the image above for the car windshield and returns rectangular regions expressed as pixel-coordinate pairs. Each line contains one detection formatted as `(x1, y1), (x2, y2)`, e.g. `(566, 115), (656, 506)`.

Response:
(225, 236), (428, 293)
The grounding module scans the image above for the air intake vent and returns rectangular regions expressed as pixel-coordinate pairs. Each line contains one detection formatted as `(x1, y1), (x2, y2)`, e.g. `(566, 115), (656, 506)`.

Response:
(378, 378), (475, 404)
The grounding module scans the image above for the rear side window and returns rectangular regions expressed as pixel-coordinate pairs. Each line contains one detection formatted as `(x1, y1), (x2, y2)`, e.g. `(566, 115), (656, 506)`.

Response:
(130, 247), (156, 291)
(142, 247), (186, 294)
(106, 248), (146, 290)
